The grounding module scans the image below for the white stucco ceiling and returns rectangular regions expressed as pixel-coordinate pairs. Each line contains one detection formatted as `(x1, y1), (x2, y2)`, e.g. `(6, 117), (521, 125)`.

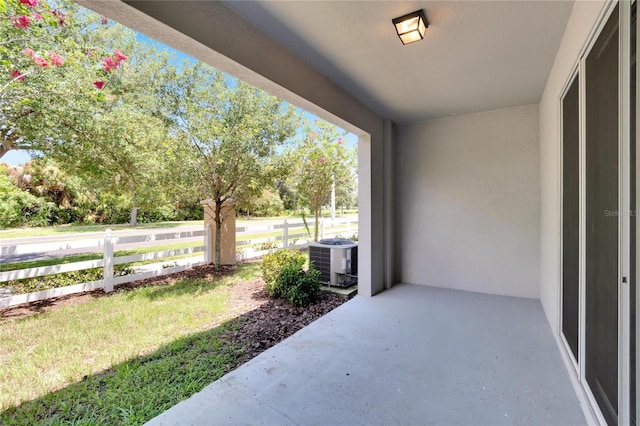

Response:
(224, 0), (574, 124)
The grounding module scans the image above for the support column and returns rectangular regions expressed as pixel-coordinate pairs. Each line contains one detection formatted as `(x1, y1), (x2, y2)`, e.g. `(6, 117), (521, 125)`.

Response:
(201, 199), (237, 265)
(383, 119), (395, 290)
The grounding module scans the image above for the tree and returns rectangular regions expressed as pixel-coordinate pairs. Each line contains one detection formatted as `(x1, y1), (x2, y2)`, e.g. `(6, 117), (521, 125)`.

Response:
(236, 188), (284, 218)
(167, 63), (299, 269)
(0, 0), (130, 159)
(51, 106), (177, 226)
(1, 0), (196, 225)
(294, 121), (355, 241)
(335, 147), (358, 211)
(275, 178), (298, 211)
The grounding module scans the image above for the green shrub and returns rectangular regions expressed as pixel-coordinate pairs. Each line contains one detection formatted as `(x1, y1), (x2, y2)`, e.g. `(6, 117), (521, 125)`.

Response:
(262, 249), (306, 297)
(284, 267), (320, 307)
(176, 204), (204, 221)
(0, 167), (40, 228)
(262, 249), (319, 306)
(0, 162), (205, 228)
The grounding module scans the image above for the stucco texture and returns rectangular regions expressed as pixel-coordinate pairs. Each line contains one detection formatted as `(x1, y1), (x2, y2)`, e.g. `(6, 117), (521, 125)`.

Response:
(395, 104), (540, 298)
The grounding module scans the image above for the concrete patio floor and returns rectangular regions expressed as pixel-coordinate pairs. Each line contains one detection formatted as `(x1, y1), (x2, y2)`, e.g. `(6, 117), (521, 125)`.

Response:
(147, 283), (587, 425)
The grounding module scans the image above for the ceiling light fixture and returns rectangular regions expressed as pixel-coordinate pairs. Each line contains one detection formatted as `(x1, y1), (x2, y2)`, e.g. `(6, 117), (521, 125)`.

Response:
(392, 10), (428, 45)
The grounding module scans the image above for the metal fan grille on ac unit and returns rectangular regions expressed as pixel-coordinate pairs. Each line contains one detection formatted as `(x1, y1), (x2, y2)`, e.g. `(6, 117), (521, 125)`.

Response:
(308, 238), (358, 287)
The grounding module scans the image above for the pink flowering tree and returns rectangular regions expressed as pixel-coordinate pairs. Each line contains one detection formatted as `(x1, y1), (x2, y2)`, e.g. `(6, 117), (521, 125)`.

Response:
(0, 0), (128, 158)
(294, 120), (354, 241)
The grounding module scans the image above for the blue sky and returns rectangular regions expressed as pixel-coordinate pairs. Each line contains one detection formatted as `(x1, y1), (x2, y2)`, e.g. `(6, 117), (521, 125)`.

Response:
(2, 31), (356, 166)
(3, 150), (31, 165)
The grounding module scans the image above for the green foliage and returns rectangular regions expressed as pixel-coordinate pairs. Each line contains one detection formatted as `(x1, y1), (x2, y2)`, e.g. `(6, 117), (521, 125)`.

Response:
(286, 120), (357, 240)
(262, 249), (306, 297)
(284, 266), (320, 307)
(175, 203), (204, 221)
(166, 61), (300, 268)
(0, 159), (204, 228)
(237, 189), (284, 217)
(0, 0), (129, 158)
(275, 178), (298, 210)
(0, 0), (352, 236)
(0, 165), (38, 227)
(254, 241), (278, 252)
(0, 163), (75, 228)
(5, 265), (133, 294)
(262, 249), (319, 306)
(1, 0), (199, 223)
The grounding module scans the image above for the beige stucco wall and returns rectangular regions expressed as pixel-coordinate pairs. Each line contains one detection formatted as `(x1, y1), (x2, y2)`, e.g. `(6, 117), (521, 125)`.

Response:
(202, 200), (236, 266)
(395, 104), (540, 298)
(538, 0), (608, 333)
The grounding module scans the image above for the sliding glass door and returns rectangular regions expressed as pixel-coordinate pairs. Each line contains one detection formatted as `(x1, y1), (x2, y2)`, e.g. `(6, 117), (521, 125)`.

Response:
(560, 3), (637, 425)
(562, 74), (580, 364)
(584, 7), (619, 425)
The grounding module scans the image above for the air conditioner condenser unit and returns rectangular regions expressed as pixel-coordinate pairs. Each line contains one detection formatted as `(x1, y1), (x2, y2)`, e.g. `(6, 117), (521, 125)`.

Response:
(308, 238), (358, 287)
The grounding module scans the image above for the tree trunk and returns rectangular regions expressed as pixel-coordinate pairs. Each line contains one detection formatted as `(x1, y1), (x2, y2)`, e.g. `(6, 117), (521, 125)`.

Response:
(331, 180), (336, 223)
(215, 200), (222, 271)
(0, 143), (9, 159)
(130, 206), (138, 227)
(314, 208), (319, 242)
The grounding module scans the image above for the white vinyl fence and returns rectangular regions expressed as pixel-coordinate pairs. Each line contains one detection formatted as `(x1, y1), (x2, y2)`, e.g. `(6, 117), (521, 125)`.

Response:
(0, 217), (357, 308)
(0, 228), (207, 308)
(235, 217), (358, 259)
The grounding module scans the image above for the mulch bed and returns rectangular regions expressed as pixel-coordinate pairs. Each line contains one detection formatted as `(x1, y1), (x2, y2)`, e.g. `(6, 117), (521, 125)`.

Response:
(220, 285), (349, 368)
(0, 262), (353, 369)
(0, 263), (240, 321)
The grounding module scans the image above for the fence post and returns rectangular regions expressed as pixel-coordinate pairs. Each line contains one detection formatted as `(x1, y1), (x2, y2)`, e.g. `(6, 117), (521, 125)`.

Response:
(103, 229), (114, 293)
(320, 219), (325, 240)
(283, 220), (289, 249)
(205, 224), (213, 264)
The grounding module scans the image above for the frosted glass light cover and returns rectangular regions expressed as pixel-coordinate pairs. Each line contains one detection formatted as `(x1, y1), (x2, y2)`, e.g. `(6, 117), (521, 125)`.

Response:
(392, 10), (428, 45)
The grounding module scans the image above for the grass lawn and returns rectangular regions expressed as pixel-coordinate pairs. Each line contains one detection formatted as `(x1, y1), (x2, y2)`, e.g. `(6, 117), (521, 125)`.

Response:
(239, 222), (356, 240)
(0, 221), (205, 239)
(0, 211), (358, 239)
(0, 241), (204, 273)
(0, 262), (262, 424)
